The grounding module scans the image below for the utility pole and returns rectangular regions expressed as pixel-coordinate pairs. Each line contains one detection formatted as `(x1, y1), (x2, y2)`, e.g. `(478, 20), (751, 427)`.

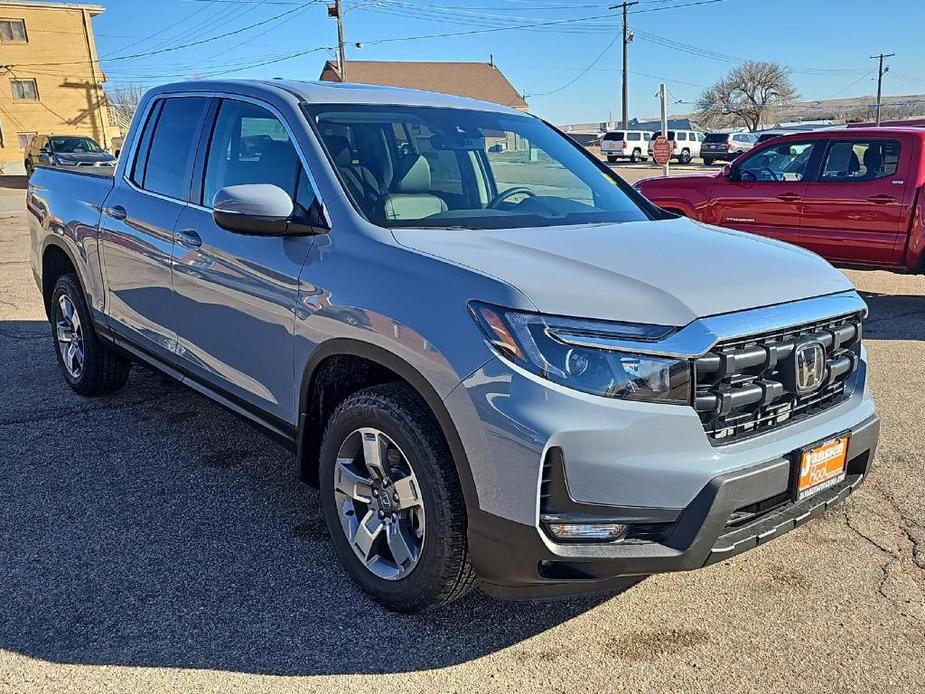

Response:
(329, 1), (347, 82)
(660, 83), (669, 177)
(610, 2), (638, 130)
(870, 52), (894, 126)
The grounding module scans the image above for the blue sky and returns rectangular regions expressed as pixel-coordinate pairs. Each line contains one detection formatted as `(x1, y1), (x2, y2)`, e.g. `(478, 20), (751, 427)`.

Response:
(83, 0), (925, 124)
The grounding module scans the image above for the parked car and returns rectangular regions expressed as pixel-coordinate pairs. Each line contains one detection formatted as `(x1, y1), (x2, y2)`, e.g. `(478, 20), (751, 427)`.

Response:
(28, 80), (879, 612)
(600, 129), (651, 163)
(701, 132), (758, 165)
(24, 134), (116, 175)
(635, 128), (925, 271)
(647, 129), (704, 163)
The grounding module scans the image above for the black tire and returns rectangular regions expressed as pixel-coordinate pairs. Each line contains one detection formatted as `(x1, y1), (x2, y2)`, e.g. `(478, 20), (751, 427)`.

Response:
(24, 160), (33, 176)
(703, 157), (714, 166)
(630, 148), (642, 163)
(679, 148), (692, 164)
(606, 155), (617, 163)
(50, 273), (130, 396)
(319, 383), (476, 612)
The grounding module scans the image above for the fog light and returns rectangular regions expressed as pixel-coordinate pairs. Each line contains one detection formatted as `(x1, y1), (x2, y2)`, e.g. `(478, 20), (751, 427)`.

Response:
(547, 522), (627, 541)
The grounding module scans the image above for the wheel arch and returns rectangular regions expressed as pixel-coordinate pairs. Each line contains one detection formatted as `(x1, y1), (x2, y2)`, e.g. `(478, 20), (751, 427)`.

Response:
(297, 338), (479, 513)
(40, 239), (85, 321)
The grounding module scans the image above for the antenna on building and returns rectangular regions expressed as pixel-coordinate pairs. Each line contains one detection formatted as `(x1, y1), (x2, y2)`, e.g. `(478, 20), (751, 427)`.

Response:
(489, 54), (494, 68)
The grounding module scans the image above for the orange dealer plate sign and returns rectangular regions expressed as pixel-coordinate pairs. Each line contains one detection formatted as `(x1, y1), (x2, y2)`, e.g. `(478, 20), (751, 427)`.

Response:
(797, 435), (849, 501)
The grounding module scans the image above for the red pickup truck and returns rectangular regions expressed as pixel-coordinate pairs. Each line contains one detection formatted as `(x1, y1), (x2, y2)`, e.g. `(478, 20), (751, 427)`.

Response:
(635, 128), (925, 271)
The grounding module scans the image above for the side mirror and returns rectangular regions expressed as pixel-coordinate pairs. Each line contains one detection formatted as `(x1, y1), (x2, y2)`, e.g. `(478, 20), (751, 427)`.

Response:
(721, 163), (733, 179)
(212, 184), (296, 235)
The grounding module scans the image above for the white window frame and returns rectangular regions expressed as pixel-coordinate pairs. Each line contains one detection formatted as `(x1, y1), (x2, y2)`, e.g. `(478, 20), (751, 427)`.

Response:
(11, 78), (39, 101)
(0, 18), (27, 43)
(17, 132), (37, 149)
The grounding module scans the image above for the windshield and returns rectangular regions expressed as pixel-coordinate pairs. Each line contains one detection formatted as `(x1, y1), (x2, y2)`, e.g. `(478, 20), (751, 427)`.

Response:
(305, 104), (649, 230)
(49, 136), (102, 154)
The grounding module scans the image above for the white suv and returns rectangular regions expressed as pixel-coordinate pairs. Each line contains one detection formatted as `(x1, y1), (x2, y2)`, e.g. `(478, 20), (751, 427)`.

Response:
(600, 130), (651, 163)
(647, 130), (704, 164)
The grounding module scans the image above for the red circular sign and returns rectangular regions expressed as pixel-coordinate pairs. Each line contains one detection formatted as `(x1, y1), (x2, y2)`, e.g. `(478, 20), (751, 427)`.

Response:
(652, 136), (671, 166)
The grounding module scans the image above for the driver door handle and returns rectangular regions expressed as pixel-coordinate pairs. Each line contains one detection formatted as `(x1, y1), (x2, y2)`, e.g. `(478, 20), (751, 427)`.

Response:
(176, 228), (202, 248)
(776, 193), (800, 202)
(103, 205), (126, 221)
(866, 194), (895, 204)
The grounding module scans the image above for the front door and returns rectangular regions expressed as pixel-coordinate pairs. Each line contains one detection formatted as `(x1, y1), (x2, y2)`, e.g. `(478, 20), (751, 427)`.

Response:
(171, 98), (321, 424)
(99, 96), (210, 356)
(800, 138), (906, 266)
(707, 140), (819, 246)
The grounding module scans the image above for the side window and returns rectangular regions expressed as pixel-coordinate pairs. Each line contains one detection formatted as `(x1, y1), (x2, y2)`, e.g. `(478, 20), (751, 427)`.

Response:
(739, 142), (816, 182)
(677, 132), (687, 141)
(627, 132), (641, 141)
(137, 97), (208, 200)
(203, 100), (313, 211)
(820, 140), (900, 182)
(644, 132), (652, 141)
(698, 133), (706, 142)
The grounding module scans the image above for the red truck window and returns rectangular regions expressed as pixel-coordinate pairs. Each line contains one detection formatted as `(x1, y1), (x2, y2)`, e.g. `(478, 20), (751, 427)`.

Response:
(820, 140), (900, 182)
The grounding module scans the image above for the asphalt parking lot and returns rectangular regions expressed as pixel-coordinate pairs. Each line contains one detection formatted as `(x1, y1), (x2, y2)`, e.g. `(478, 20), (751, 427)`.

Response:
(0, 176), (923, 694)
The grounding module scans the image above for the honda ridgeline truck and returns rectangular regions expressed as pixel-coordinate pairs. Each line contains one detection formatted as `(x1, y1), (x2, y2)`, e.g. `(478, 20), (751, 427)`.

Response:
(28, 81), (879, 612)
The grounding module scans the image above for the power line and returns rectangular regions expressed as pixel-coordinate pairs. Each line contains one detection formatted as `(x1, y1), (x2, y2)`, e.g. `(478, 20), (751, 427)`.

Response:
(527, 34), (620, 98)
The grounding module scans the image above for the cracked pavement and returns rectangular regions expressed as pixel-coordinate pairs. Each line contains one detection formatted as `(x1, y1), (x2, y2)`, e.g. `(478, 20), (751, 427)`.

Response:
(0, 183), (923, 693)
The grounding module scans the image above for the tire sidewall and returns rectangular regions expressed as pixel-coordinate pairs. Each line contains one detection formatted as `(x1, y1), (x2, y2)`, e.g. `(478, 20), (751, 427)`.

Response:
(50, 275), (91, 389)
(318, 393), (454, 607)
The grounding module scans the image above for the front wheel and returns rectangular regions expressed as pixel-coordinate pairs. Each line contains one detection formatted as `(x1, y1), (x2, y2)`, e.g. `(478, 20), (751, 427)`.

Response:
(630, 148), (642, 163)
(679, 149), (692, 164)
(319, 383), (476, 612)
(51, 274), (130, 396)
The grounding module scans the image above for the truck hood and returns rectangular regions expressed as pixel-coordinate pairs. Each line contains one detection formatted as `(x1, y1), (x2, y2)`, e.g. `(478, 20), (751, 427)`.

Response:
(53, 151), (115, 164)
(393, 218), (854, 326)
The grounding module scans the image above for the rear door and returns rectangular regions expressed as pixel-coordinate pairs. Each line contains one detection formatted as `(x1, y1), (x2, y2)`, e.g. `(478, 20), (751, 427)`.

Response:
(171, 97), (323, 425)
(99, 95), (210, 357)
(800, 137), (906, 265)
(707, 139), (821, 246)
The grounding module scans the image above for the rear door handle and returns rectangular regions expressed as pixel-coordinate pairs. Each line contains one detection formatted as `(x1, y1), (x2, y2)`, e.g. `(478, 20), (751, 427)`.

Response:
(866, 195), (895, 204)
(176, 228), (202, 248)
(103, 204), (126, 221)
(776, 193), (800, 202)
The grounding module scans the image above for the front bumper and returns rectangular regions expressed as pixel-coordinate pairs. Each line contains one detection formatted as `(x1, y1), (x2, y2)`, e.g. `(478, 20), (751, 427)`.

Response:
(469, 413), (879, 599)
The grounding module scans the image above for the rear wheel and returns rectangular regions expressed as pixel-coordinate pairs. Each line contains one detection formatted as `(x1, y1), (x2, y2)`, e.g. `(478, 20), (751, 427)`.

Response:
(679, 148), (692, 164)
(703, 157), (715, 166)
(51, 274), (130, 396)
(319, 383), (476, 612)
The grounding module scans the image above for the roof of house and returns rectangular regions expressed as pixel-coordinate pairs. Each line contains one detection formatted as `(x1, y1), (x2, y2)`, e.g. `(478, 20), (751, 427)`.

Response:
(0, 0), (105, 14)
(319, 60), (528, 110)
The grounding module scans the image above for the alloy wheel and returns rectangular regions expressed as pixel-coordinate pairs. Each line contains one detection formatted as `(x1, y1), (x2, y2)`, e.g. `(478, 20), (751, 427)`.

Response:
(332, 427), (425, 580)
(55, 294), (84, 379)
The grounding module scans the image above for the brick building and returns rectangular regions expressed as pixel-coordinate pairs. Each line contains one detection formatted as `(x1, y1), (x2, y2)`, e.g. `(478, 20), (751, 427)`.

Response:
(0, 0), (115, 172)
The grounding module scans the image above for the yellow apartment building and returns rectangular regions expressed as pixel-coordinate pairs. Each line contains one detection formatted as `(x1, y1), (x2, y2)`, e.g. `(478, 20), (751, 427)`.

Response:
(0, 0), (115, 172)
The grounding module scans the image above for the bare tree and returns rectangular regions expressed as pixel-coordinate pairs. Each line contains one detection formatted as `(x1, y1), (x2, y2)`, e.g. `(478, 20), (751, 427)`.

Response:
(696, 61), (797, 131)
(105, 83), (146, 131)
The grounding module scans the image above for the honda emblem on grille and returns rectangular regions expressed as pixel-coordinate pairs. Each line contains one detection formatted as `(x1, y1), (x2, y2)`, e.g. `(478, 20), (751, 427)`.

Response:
(794, 341), (826, 393)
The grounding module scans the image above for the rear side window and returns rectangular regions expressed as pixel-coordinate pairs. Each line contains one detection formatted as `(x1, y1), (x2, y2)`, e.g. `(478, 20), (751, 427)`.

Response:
(627, 132), (641, 141)
(820, 139), (901, 182)
(134, 97), (209, 200)
(677, 132), (687, 141)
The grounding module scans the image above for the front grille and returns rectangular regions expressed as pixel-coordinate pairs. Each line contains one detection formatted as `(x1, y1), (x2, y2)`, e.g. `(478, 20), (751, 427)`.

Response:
(695, 313), (863, 444)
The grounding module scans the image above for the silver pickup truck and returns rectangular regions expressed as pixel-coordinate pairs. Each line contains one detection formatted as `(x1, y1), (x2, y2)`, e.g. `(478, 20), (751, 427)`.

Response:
(28, 80), (879, 612)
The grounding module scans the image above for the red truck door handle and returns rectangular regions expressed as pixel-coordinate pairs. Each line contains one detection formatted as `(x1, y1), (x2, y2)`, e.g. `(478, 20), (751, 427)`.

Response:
(866, 195), (895, 204)
(776, 193), (800, 202)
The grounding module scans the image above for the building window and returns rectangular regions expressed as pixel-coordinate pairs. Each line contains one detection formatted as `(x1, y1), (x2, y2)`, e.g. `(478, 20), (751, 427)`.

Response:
(17, 132), (37, 149)
(0, 18), (27, 43)
(11, 79), (38, 101)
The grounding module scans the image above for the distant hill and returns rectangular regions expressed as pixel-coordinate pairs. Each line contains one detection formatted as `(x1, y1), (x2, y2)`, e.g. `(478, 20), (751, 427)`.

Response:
(562, 92), (925, 133)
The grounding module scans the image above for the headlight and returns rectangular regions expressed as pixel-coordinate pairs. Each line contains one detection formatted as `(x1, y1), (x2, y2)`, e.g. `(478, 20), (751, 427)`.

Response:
(469, 302), (691, 404)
